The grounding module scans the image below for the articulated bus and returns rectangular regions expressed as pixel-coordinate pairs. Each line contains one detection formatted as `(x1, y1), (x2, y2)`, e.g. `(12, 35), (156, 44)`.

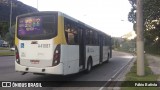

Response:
(15, 11), (112, 75)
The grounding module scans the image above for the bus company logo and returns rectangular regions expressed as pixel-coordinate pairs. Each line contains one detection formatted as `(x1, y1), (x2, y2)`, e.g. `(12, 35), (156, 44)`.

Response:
(2, 82), (11, 87)
(21, 43), (24, 48)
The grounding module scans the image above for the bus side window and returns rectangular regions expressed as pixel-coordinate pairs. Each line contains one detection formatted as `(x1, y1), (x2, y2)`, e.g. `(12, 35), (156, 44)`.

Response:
(64, 21), (79, 45)
(103, 36), (106, 46)
(64, 24), (70, 44)
(86, 29), (90, 45)
(87, 29), (94, 45)
(89, 30), (93, 45)
(78, 27), (83, 44)
(94, 32), (99, 45)
(70, 24), (79, 45)
(68, 26), (75, 44)
(74, 26), (79, 44)
(106, 36), (109, 46)
(106, 37), (108, 46)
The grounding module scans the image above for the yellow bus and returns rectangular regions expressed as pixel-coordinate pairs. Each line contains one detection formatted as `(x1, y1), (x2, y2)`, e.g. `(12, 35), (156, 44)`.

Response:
(15, 11), (112, 75)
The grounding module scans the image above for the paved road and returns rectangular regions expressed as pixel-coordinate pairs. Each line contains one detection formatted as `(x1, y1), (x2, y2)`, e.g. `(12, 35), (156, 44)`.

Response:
(0, 51), (133, 90)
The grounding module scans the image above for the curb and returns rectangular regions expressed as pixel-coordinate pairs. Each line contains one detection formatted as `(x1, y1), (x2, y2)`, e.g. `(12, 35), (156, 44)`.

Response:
(111, 56), (136, 90)
(99, 55), (136, 90)
(112, 56), (136, 80)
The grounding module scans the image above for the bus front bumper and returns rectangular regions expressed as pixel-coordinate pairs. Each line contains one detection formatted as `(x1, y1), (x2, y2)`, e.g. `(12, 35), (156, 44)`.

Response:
(15, 61), (64, 75)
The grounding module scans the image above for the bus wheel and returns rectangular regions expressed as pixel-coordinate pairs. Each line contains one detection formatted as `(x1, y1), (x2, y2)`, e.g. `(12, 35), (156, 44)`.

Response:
(86, 58), (92, 73)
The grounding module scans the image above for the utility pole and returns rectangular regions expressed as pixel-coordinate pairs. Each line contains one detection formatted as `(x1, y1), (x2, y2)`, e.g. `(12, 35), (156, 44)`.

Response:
(37, 0), (38, 10)
(9, 0), (13, 48)
(136, 0), (145, 76)
(9, 0), (12, 30)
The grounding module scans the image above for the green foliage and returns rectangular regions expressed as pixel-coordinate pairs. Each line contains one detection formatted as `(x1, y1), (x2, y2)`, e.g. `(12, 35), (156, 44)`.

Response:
(112, 37), (123, 49)
(9, 24), (15, 38)
(0, 47), (10, 50)
(145, 44), (160, 54)
(121, 56), (159, 90)
(128, 0), (160, 24)
(0, 51), (15, 56)
(0, 0), (38, 46)
(128, 0), (160, 55)
(5, 25), (15, 46)
(5, 32), (12, 46)
(121, 39), (136, 52)
(0, 22), (9, 39)
(128, 0), (136, 23)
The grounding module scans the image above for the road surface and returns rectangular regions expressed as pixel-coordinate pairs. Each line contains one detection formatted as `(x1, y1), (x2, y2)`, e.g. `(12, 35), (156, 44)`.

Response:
(0, 51), (134, 90)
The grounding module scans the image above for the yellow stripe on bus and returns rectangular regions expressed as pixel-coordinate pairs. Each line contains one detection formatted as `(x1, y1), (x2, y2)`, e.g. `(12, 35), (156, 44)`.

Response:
(15, 17), (19, 46)
(54, 15), (67, 45)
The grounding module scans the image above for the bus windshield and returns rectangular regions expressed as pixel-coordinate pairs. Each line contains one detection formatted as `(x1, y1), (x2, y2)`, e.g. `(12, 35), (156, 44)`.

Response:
(17, 15), (57, 40)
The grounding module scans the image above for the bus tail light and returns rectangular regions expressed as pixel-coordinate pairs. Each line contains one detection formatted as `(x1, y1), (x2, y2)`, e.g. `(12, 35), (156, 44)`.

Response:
(52, 45), (60, 66)
(15, 46), (20, 64)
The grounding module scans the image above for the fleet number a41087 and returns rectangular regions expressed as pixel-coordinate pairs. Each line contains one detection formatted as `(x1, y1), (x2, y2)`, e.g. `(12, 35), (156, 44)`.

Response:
(38, 44), (50, 48)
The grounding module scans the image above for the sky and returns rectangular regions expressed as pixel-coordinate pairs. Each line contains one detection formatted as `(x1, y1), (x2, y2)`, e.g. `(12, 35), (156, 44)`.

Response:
(18, 0), (133, 37)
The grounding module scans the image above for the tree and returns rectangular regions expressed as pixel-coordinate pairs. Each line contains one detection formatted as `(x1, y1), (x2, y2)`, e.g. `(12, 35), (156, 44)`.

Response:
(0, 22), (9, 39)
(9, 24), (15, 38)
(5, 25), (15, 47)
(0, 35), (1, 38)
(0, 0), (38, 46)
(128, 0), (160, 54)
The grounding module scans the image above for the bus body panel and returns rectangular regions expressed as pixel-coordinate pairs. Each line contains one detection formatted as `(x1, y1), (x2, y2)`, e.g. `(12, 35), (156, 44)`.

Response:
(85, 46), (100, 67)
(18, 39), (54, 68)
(61, 45), (79, 75)
(15, 61), (64, 74)
(53, 14), (66, 44)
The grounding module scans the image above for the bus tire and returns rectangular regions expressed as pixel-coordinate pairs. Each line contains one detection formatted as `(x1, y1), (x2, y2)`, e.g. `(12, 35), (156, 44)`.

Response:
(85, 58), (92, 73)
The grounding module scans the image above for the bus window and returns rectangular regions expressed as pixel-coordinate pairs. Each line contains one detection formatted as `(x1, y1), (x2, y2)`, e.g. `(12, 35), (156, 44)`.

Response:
(74, 26), (79, 44)
(103, 36), (106, 46)
(64, 19), (79, 45)
(64, 24), (69, 43)
(106, 36), (109, 45)
(89, 30), (93, 45)
(86, 30), (89, 45)
(68, 27), (77, 44)
(94, 31), (99, 45)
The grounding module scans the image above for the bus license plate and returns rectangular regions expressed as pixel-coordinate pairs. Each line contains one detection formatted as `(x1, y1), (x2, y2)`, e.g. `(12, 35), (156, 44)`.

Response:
(30, 60), (40, 64)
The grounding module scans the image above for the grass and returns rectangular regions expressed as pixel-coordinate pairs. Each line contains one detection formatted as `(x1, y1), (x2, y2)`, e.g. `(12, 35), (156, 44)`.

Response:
(114, 48), (135, 55)
(0, 51), (15, 56)
(148, 53), (160, 58)
(0, 47), (15, 56)
(0, 47), (10, 50)
(121, 56), (159, 90)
